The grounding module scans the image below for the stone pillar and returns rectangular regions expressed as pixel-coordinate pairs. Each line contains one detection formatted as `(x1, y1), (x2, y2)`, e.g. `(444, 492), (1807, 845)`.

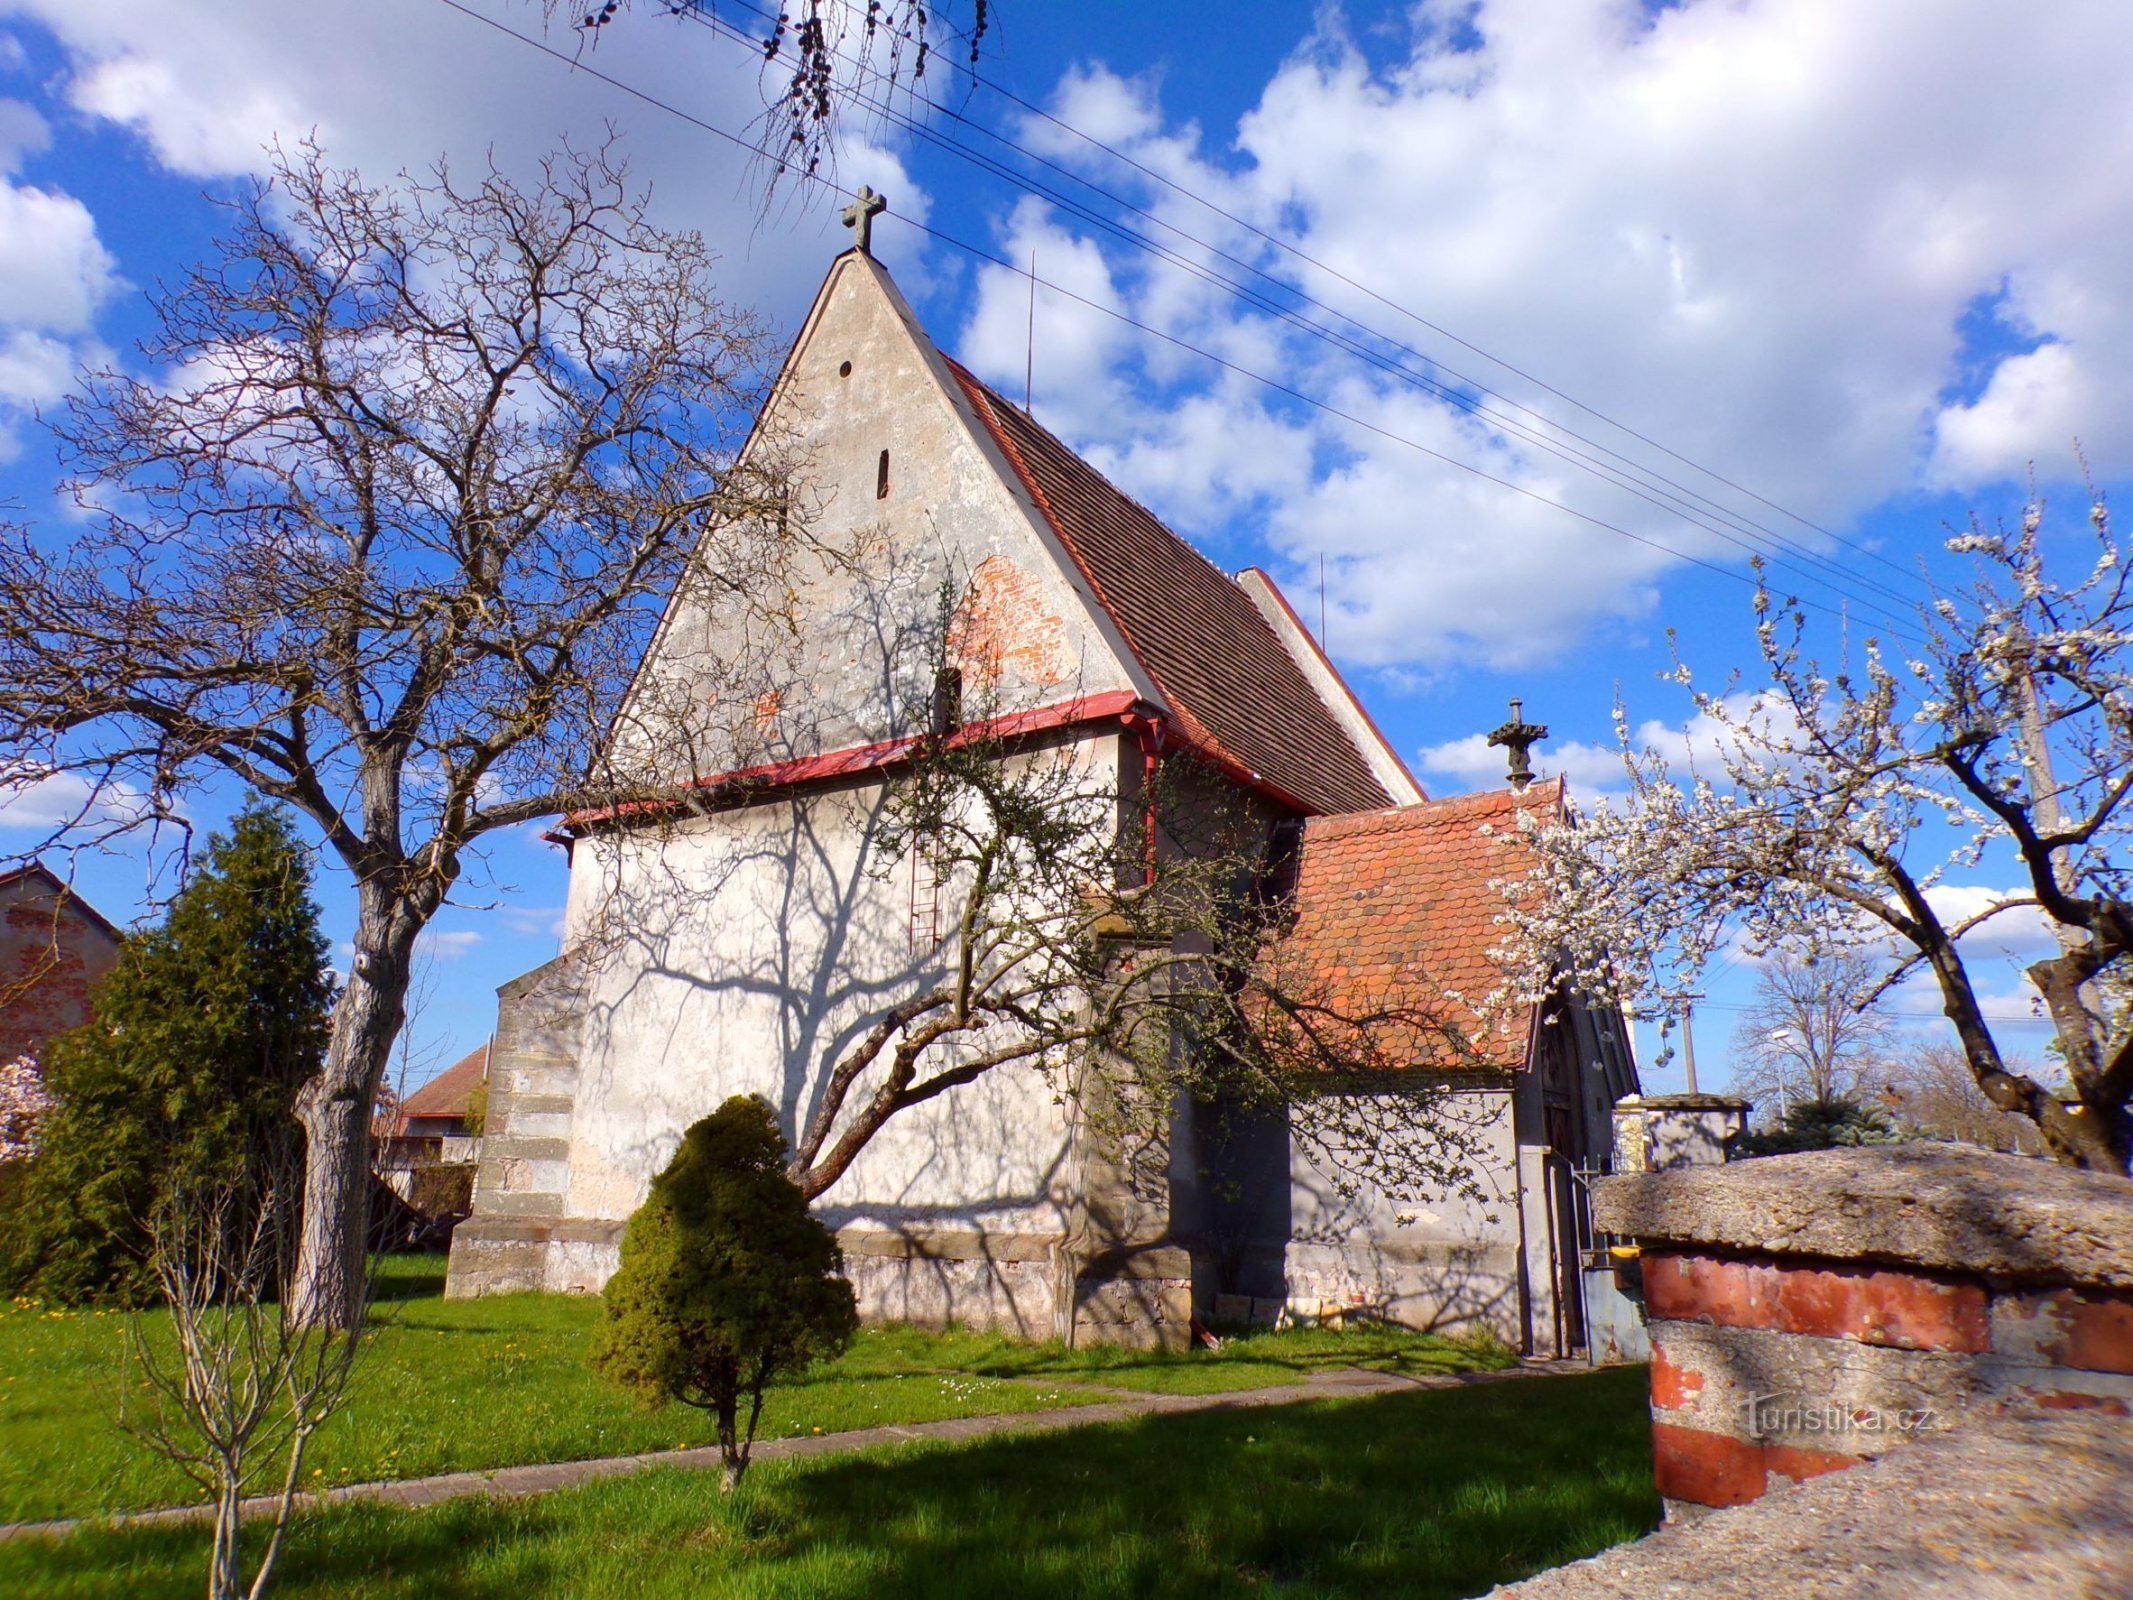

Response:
(1062, 1076), (1193, 1351)
(1594, 1144), (2133, 1519)
(445, 952), (596, 1297)
(1611, 1093), (1749, 1172)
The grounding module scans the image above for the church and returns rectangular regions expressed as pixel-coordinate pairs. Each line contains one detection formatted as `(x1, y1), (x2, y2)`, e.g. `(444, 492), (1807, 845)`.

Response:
(446, 214), (1639, 1357)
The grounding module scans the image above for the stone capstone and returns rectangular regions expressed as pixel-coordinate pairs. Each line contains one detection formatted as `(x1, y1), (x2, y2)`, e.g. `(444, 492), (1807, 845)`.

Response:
(1594, 1144), (2133, 1289)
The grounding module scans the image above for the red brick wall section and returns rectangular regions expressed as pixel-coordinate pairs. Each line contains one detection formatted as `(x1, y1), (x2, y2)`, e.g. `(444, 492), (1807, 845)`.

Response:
(1645, 1255), (2133, 1511)
(1644, 1251), (1990, 1352)
(0, 878), (122, 1064)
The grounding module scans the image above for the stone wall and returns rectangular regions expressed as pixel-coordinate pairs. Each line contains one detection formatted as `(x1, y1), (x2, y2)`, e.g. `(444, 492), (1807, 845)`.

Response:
(445, 951), (591, 1297)
(1594, 1143), (2133, 1518)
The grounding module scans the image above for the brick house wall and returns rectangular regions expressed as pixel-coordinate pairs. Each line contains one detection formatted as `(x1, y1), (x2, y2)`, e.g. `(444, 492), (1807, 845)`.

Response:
(0, 864), (123, 1064)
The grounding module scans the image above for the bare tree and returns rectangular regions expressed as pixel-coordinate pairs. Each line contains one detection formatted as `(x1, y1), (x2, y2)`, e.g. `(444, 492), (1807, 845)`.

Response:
(1727, 947), (1894, 1117)
(1503, 490), (2133, 1172)
(566, 1), (994, 190)
(1867, 1040), (2049, 1155)
(578, 590), (1506, 1214)
(121, 1173), (366, 1600)
(0, 139), (802, 1325)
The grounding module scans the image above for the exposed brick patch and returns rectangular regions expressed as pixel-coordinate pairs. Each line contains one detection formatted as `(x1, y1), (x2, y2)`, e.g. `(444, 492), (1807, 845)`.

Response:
(1649, 1348), (1705, 1410)
(1645, 1250), (1987, 1352)
(948, 554), (1075, 688)
(2022, 1389), (2131, 1416)
(1764, 1442), (1864, 1486)
(1997, 1286), (2133, 1375)
(1651, 1422), (1766, 1509)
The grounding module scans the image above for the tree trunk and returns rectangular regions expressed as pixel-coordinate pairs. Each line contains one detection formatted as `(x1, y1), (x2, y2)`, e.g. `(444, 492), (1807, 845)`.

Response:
(291, 891), (415, 1328)
(212, 1481), (242, 1600)
(716, 1390), (741, 1494)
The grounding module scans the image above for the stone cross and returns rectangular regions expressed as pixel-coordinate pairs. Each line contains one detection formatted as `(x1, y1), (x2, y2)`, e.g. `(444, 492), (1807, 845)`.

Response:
(841, 186), (887, 256)
(1486, 697), (1549, 792)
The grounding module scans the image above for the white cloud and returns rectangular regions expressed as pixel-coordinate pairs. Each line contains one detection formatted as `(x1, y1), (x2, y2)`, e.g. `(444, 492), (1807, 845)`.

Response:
(416, 927), (483, 961)
(0, 93), (117, 449)
(3, 0), (934, 314)
(955, 2), (2133, 672)
(0, 768), (156, 833)
(1417, 693), (1798, 793)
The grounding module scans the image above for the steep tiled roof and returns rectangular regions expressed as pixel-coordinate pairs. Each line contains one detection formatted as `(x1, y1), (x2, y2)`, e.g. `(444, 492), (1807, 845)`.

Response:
(400, 1043), (488, 1120)
(946, 361), (1396, 817)
(1268, 780), (1566, 1071)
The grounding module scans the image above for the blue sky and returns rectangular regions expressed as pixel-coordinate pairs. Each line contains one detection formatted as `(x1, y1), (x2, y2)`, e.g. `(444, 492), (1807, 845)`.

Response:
(1, 0), (2122, 1092)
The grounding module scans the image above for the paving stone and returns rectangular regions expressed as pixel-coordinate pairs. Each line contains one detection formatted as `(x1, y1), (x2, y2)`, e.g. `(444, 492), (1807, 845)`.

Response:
(1482, 1410), (2133, 1600)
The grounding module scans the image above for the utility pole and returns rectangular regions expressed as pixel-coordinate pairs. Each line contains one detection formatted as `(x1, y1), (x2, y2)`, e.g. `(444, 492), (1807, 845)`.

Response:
(1679, 993), (1705, 1096)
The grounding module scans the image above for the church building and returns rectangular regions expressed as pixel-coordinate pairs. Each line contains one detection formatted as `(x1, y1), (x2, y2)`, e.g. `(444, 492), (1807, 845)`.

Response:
(446, 222), (1637, 1357)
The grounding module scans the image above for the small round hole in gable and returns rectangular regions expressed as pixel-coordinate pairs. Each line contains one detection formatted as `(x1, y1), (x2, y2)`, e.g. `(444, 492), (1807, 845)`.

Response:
(839, 360), (853, 377)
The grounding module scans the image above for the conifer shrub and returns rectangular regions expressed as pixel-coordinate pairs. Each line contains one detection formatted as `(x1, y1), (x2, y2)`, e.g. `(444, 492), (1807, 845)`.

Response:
(0, 804), (334, 1303)
(588, 1095), (859, 1491)
(1739, 1095), (1903, 1156)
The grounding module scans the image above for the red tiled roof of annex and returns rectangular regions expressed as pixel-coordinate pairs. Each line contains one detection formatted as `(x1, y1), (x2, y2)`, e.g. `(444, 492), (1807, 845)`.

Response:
(398, 1043), (488, 1122)
(1269, 780), (1565, 1071)
(946, 359), (1396, 818)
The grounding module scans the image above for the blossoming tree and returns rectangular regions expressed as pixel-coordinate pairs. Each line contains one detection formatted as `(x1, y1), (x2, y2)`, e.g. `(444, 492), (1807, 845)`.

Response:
(0, 1055), (53, 1164)
(1500, 492), (2133, 1174)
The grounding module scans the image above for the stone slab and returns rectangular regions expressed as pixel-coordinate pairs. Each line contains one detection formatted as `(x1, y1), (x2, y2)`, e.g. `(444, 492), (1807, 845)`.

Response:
(1595, 1145), (2133, 1289)
(1482, 1410), (2133, 1599)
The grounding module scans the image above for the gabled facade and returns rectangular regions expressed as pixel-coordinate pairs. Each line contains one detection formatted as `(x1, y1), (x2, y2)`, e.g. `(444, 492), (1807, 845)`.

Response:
(0, 861), (123, 1066)
(447, 250), (1634, 1355)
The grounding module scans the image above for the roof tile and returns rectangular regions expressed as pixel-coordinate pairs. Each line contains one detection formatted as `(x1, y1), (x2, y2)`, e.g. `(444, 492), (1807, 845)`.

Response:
(1266, 779), (1566, 1071)
(947, 360), (1394, 816)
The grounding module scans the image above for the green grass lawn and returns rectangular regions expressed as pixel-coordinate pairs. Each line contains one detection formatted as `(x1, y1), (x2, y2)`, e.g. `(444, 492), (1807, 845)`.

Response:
(0, 1366), (1659, 1599)
(0, 1255), (1512, 1524)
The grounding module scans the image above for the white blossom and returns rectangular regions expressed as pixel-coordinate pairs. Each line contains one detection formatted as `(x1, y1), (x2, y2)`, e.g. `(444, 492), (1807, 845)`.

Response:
(0, 1055), (54, 1163)
(1493, 491), (2133, 1171)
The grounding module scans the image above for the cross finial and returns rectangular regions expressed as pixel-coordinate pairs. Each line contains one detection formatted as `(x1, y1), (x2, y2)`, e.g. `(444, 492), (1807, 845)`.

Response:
(841, 186), (888, 256)
(1486, 697), (1550, 792)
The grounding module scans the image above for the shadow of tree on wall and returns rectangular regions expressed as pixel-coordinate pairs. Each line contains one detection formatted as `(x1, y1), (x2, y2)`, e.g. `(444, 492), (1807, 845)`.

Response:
(13, 1370), (1660, 1599)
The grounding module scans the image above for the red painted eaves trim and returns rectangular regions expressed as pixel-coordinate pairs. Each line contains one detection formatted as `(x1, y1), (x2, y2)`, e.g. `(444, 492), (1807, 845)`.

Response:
(563, 691), (1150, 832)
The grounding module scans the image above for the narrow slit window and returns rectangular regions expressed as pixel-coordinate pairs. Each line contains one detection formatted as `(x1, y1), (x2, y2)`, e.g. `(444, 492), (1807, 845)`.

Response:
(930, 666), (964, 738)
(875, 448), (891, 500)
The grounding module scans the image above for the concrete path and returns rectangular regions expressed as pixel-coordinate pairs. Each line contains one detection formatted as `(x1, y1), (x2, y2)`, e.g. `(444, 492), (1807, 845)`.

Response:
(1, 1358), (1590, 1543)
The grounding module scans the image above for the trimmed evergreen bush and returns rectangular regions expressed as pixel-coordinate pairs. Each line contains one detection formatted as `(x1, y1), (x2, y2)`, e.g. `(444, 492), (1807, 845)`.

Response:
(588, 1095), (858, 1491)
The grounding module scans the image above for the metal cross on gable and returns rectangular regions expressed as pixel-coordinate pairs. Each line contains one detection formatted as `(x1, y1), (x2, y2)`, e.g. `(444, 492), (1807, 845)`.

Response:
(841, 186), (888, 256)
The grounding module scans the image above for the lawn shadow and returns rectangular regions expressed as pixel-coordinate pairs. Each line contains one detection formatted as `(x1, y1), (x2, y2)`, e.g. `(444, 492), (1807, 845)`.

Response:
(721, 1370), (1658, 1599)
(0, 1365), (1657, 1599)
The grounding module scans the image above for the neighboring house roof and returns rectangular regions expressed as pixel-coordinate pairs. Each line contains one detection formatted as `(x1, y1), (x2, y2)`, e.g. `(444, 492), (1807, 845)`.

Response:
(1270, 780), (1567, 1071)
(945, 359), (1401, 818)
(397, 1043), (488, 1123)
(0, 860), (125, 1065)
(0, 860), (126, 944)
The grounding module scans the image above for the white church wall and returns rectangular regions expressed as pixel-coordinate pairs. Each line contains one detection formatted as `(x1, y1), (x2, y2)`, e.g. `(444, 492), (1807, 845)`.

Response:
(551, 732), (1132, 1316)
(1281, 1086), (1528, 1343)
(611, 253), (1146, 791)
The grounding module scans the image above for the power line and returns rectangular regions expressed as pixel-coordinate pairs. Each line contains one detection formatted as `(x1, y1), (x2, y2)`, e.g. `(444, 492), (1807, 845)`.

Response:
(435, 0), (1932, 645)
(676, 0), (1939, 632)
(909, 6), (1934, 595)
